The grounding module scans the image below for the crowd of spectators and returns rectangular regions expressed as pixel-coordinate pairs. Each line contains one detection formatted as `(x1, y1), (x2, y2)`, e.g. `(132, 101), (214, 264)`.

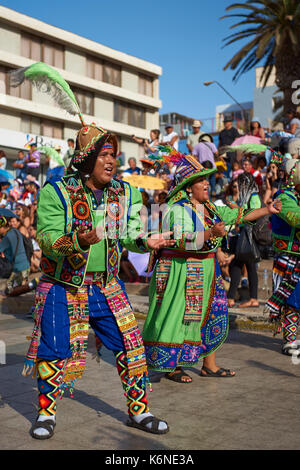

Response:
(0, 111), (299, 297)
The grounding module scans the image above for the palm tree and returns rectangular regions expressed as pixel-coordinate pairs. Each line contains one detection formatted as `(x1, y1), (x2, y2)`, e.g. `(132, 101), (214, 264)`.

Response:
(221, 0), (300, 116)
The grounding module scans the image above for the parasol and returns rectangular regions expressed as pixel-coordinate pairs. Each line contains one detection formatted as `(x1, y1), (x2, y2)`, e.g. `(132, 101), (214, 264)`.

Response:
(0, 208), (19, 218)
(123, 174), (167, 190)
(231, 135), (264, 146)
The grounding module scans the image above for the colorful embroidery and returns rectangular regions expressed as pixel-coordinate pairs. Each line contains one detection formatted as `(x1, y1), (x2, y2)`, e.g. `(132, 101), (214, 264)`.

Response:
(155, 258), (172, 306)
(37, 359), (65, 416)
(184, 260), (204, 322)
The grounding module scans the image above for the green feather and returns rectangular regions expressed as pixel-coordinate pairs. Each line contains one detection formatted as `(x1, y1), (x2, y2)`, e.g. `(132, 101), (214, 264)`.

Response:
(10, 62), (80, 116)
(37, 146), (65, 167)
(225, 144), (268, 154)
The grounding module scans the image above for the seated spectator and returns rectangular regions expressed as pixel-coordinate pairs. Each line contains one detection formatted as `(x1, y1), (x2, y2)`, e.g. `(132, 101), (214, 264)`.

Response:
(231, 160), (244, 180)
(14, 203), (31, 233)
(0, 216), (35, 296)
(10, 216), (29, 238)
(124, 157), (142, 175)
(249, 118), (265, 140)
(0, 182), (9, 207)
(28, 224), (41, 273)
(13, 150), (27, 180)
(242, 157), (263, 191)
(10, 178), (23, 202)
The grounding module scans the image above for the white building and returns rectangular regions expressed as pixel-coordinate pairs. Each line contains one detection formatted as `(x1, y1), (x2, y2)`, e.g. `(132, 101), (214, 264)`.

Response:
(0, 6), (162, 178)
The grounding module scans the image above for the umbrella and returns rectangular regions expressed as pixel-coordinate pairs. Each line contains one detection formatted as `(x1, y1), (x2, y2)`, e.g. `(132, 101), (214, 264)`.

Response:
(123, 174), (167, 190)
(0, 169), (14, 182)
(0, 208), (18, 218)
(232, 135), (264, 146)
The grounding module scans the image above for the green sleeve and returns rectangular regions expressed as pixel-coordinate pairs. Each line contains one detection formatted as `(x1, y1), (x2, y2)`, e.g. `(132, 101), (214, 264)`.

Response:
(216, 206), (248, 226)
(120, 186), (150, 253)
(37, 183), (86, 257)
(277, 193), (300, 228)
(162, 204), (198, 251)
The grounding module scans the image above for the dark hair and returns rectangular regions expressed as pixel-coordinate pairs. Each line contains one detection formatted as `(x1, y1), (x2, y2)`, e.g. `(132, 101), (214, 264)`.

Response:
(250, 121), (261, 132)
(67, 138), (75, 144)
(202, 160), (213, 169)
(151, 129), (160, 139)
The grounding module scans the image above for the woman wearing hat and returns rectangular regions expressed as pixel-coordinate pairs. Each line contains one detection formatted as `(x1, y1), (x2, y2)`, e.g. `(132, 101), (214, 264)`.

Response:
(265, 159), (300, 356)
(143, 149), (281, 383)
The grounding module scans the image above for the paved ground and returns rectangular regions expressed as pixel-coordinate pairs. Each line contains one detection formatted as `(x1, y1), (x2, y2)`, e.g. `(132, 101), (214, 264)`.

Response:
(1, 301), (300, 451)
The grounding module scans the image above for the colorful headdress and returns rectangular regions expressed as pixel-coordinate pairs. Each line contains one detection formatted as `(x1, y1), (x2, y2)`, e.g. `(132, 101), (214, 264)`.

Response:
(148, 145), (216, 201)
(0, 217), (8, 228)
(9, 62), (114, 166)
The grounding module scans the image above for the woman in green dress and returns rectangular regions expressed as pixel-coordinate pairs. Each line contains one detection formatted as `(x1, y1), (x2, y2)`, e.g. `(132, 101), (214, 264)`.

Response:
(143, 149), (281, 383)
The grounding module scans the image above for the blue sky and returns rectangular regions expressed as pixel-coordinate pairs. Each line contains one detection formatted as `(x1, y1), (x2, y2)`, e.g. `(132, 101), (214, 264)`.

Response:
(1, 0), (256, 122)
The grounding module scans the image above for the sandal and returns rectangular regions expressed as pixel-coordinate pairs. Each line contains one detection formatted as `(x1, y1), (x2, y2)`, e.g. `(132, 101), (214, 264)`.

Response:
(282, 346), (300, 356)
(30, 418), (56, 440)
(127, 415), (169, 435)
(200, 365), (235, 378)
(165, 368), (192, 383)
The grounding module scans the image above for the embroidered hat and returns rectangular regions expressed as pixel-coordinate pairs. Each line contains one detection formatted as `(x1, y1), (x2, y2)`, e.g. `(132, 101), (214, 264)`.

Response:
(73, 124), (118, 167)
(147, 145), (216, 201)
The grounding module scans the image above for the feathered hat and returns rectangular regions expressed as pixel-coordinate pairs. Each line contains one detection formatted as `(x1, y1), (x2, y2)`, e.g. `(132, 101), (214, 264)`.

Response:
(148, 145), (216, 201)
(9, 62), (117, 167)
(285, 159), (300, 188)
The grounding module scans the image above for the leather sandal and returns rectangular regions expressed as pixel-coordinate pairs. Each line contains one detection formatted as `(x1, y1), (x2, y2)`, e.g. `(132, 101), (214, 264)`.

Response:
(200, 366), (235, 378)
(165, 368), (192, 383)
(30, 418), (56, 440)
(127, 415), (169, 435)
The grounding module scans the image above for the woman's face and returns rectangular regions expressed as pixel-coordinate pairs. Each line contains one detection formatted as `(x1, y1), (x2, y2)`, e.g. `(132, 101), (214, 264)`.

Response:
(189, 177), (209, 203)
(91, 146), (116, 186)
(10, 217), (19, 228)
(15, 206), (23, 218)
(232, 181), (239, 195)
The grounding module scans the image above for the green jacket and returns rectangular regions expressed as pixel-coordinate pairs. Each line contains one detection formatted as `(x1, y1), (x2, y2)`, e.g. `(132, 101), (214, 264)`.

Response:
(272, 189), (300, 256)
(37, 173), (149, 287)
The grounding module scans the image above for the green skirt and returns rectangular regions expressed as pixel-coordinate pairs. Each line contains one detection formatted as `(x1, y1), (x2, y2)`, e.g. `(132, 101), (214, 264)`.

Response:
(142, 257), (229, 372)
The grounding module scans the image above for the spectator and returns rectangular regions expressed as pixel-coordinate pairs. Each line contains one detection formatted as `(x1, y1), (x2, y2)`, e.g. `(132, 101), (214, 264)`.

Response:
(0, 182), (10, 207)
(10, 216), (30, 238)
(227, 173), (262, 308)
(186, 120), (204, 153)
(264, 162), (284, 204)
(144, 129), (160, 155)
(242, 157), (263, 191)
(285, 109), (300, 138)
(192, 138), (218, 196)
(24, 143), (40, 180)
(14, 203), (31, 233)
(160, 124), (179, 150)
(124, 157), (142, 175)
(0, 150), (7, 170)
(28, 224), (42, 273)
(0, 216), (33, 296)
(140, 158), (155, 176)
(13, 150), (26, 180)
(45, 145), (65, 181)
(63, 138), (75, 168)
(249, 118), (265, 140)
(218, 117), (240, 176)
(231, 161), (244, 180)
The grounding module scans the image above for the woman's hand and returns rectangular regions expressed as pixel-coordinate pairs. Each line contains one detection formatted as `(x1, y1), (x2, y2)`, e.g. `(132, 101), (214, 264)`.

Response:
(77, 225), (104, 249)
(211, 222), (226, 238)
(267, 199), (282, 215)
(146, 231), (176, 251)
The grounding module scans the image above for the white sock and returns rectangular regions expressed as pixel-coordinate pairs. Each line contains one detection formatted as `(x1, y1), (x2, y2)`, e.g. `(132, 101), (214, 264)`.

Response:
(132, 412), (168, 431)
(33, 415), (56, 437)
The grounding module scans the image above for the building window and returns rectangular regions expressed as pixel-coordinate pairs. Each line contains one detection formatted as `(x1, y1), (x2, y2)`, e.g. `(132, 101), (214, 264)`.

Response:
(21, 33), (64, 68)
(73, 88), (94, 115)
(21, 114), (64, 139)
(0, 65), (32, 100)
(86, 56), (121, 87)
(114, 100), (145, 128)
(139, 74), (153, 97)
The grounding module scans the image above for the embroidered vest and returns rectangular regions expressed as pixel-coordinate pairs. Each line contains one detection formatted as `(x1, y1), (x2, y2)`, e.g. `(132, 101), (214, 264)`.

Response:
(272, 190), (300, 256)
(39, 173), (129, 287)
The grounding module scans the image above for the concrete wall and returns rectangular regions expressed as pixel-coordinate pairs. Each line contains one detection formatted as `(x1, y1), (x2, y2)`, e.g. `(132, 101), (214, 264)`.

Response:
(65, 49), (86, 76)
(122, 69), (139, 94)
(253, 84), (281, 128)
(94, 95), (114, 122)
(0, 21), (20, 55)
(0, 109), (21, 131)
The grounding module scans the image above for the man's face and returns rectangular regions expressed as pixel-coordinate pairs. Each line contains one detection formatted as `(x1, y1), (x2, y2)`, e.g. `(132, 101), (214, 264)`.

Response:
(224, 121), (233, 130)
(193, 127), (200, 134)
(92, 146), (117, 186)
(18, 152), (24, 160)
(129, 159), (136, 169)
(68, 140), (74, 148)
(165, 126), (173, 134)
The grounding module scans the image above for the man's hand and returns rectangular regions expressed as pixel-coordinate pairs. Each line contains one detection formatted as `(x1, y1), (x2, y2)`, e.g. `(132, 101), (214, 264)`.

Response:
(77, 226), (104, 249)
(146, 231), (176, 251)
(217, 248), (234, 267)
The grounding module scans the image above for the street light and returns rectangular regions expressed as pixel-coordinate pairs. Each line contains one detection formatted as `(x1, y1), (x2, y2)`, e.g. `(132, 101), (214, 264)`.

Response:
(204, 80), (248, 132)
